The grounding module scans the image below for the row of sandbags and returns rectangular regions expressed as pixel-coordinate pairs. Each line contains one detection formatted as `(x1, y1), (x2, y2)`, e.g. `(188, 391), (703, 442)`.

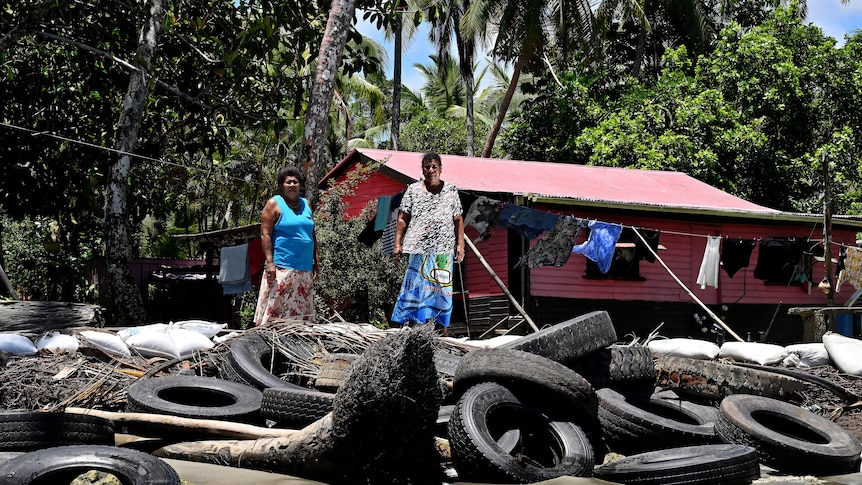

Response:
(647, 332), (862, 373)
(0, 320), (231, 360)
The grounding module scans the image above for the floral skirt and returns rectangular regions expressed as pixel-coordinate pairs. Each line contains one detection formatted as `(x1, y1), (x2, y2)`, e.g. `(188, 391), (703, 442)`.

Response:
(253, 268), (315, 326)
(391, 253), (453, 327)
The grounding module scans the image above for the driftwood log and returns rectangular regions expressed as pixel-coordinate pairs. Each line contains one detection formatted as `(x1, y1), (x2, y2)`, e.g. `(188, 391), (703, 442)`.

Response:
(65, 407), (297, 441)
(0, 300), (102, 334)
(155, 326), (444, 484)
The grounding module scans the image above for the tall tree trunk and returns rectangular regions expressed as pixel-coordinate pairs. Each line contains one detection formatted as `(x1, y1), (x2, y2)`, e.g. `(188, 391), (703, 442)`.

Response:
(454, 6), (475, 157)
(391, 13), (402, 151)
(299, 0), (356, 203)
(481, 51), (526, 158)
(104, 0), (165, 325)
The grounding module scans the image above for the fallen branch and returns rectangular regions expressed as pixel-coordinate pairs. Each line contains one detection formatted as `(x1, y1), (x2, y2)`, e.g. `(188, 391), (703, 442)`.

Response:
(65, 407), (296, 440)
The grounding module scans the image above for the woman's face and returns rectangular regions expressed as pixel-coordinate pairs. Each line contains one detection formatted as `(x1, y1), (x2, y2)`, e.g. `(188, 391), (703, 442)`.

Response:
(281, 176), (301, 198)
(422, 161), (442, 185)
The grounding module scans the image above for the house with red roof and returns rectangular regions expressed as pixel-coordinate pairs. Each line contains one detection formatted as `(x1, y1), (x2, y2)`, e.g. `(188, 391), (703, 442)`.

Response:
(319, 149), (862, 344)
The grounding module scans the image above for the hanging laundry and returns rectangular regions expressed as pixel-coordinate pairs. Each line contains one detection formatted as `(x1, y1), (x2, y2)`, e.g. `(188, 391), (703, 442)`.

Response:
(624, 227), (660, 263)
(497, 204), (560, 240)
(838, 246), (862, 290)
(373, 195), (392, 231)
(516, 216), (583, 268)
(572, 220), (623, 274)
(380, 192), (404, 255)
(753, 238), (811, 284)
(720, 238), (757, 278)
(218, 243), (251, 294)
(835, 245), (848, 292)
(464, 196), (505, 242)
(696, 235), (722, 289)
(248, 237), (265, 284)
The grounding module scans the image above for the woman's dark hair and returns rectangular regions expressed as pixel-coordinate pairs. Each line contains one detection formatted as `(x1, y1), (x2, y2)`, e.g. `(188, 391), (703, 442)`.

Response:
(421, 152), (442, 167)
(276, 165), (304, 190)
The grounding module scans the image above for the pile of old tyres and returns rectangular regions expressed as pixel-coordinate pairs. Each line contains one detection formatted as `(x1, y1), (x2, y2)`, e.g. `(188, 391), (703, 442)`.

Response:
(441, 310), (862, 484)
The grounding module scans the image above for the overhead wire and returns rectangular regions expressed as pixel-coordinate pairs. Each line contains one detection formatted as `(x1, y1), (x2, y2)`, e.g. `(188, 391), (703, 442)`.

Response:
(0, 121), (264, 188)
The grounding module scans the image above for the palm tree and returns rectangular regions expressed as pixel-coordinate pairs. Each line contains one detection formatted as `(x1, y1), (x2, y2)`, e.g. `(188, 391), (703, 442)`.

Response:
(415, 55), (468, 114)
(424, 0), (480, 155)
(463, 0), (597, 157)
(382, 0), (421, 150)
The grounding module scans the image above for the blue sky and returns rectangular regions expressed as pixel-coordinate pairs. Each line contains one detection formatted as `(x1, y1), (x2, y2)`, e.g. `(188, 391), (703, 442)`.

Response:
(356, 1), (862, 92)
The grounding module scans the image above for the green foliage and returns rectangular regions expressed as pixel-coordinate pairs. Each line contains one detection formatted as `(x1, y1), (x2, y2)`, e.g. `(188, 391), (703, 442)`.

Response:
(505, 5), (862, 215)
(0, 214), (99, 302)
(400, 110), (500, 157)
(501, 76), (603, 162)
(313, 163), (405, 326)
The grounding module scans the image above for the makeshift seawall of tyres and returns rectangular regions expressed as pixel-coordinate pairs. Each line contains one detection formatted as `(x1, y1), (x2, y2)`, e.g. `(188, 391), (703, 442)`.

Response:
(126, 375), (263, 424)
(227, 333), (306, 390)
(261, 387), (334, 427)
(655, 355), (804, 400)
(597, 388), (719, 454)
(448, 381), (595, 483)
(499, 310), (617, 366)
(593, 444), (760, 485)
(0, 445), (180, 484)
(715, 394), (862, 476)
(0, 412), (114, 452)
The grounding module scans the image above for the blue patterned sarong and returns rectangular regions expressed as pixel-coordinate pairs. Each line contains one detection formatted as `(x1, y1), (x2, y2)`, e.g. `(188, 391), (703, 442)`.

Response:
(391, 253), (454, 327)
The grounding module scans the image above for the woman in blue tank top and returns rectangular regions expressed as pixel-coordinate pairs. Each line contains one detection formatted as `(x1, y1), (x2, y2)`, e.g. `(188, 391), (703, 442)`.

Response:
(253, 165), (319, 325)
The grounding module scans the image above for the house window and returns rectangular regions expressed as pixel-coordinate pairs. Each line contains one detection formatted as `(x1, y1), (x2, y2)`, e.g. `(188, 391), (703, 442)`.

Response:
(583, 228), (658, 281)
(584, 242), (645, 280)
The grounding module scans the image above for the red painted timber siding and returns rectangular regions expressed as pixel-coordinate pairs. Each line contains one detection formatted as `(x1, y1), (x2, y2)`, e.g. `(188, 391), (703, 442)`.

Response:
(335, 171), (406, 218)
(528, 209), (855, 306)
(466, 227), (508, 298)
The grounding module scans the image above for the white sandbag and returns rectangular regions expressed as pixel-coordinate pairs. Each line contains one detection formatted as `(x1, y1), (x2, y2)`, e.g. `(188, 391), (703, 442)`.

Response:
(169, 327), (214, 359)
(80, 330), (131, 359)
(172, 320), (227, 338)
(213, 332), (240, 344)
(117, 323), (170, 341)
(719, 341), (787, 365)
(125, 331), (180, 359)
(647, 338), (720, 360)
(0, 334), (38, 355)
(785, 343), (831, 367)
(823, 332), (862, 376)
(35, 332), (79, 353)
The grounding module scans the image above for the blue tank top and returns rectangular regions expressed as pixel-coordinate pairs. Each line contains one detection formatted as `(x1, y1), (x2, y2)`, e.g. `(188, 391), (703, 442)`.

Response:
(272, 196), (314, 271)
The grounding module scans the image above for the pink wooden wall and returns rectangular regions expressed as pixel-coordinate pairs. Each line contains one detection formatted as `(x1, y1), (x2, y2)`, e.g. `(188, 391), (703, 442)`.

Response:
(528, 209), (855, 306)
(466, 227), (508, 298)
(338, 171), (406, 219)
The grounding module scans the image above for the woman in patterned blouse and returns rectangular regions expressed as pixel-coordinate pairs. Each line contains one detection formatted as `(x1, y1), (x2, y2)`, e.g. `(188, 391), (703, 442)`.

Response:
(391, 152), (465, 335)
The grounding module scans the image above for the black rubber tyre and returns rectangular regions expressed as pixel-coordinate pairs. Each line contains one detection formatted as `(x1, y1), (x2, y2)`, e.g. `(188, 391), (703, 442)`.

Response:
(448, 382), (595, 483)
(314, 353), (359, 393)
(453, 348), (598, 424)
(261, 387), (334, 427)
(655, 356), (804, 400)
(126, 375), (263, 423)
(500, 310), (617, 366)
(597, 388), (719, 454)
(0, 445), (180, 484)
(593, 444), (760, 485)
(570, 344), (656, 398)
(227, 333), (306, 390)
(0, 412), (114, 451)
(716, 394), (862, 476)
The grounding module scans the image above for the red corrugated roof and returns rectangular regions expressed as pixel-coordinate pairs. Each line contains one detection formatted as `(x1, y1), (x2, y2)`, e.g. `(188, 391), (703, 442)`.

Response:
(322, 149), (778, 214)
